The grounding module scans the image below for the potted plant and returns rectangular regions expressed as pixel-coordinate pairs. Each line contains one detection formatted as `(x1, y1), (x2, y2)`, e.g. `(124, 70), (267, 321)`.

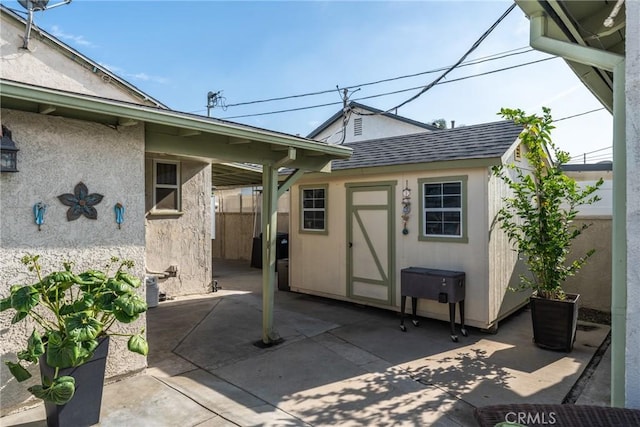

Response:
(493, 107), (603, 352)
(1, 254), (148, 427)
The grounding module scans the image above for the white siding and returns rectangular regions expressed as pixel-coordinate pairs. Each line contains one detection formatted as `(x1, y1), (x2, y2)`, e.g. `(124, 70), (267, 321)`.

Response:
(312, 107), (433, 144)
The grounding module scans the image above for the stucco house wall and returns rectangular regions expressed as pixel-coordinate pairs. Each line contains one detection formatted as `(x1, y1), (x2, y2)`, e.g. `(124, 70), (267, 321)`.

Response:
(0, 109), (147, 415)
(0, 14), (158, 106)
(145, 157), (213, 297)
(0, 10), (151, 415)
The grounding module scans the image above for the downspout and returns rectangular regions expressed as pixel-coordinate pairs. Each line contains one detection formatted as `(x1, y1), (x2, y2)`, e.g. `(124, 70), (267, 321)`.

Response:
(528, 11), (626, 407)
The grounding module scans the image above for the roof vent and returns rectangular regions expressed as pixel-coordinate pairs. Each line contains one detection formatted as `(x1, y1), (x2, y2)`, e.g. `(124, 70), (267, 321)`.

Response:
(354, 118), (363, 136)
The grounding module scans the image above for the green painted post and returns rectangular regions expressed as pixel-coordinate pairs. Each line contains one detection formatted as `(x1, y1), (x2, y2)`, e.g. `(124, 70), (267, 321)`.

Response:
(261, 164), (280, 344)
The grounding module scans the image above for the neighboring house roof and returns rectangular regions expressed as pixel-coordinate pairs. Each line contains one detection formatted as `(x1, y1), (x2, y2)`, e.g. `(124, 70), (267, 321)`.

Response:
(514, 1), (625, 112)
(561, 162), (613, 172)
(330, 120), (523, 171)
(1, 4), (168, 109)
(307, 101), (441, 139)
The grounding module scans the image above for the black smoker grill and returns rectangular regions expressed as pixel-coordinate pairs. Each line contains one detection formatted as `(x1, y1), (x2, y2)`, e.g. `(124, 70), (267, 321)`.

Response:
(400, 267), (467, 342)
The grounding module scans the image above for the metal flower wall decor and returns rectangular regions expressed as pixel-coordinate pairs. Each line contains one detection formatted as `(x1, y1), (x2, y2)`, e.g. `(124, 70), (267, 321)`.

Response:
(58, 182), (104, 221)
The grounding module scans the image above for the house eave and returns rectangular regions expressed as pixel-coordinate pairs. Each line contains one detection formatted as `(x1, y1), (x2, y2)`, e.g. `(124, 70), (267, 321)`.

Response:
(0, 79), (352, 173)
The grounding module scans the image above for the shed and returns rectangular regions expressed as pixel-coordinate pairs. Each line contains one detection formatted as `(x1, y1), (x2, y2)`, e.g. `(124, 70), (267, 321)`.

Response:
(289, 120), (529, 331)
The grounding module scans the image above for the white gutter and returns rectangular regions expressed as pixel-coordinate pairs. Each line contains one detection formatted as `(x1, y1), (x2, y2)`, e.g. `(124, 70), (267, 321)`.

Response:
(528, 11), (626, 407)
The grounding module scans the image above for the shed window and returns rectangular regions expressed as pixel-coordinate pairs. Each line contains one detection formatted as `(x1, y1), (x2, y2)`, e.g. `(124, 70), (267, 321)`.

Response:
(300, 185), (327, 233)
(419, 176), (468, 242)
(153, 160), (181, 211)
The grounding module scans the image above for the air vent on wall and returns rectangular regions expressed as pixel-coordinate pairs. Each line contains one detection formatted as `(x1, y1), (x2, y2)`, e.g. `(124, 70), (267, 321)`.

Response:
(354, 117), (363, 136)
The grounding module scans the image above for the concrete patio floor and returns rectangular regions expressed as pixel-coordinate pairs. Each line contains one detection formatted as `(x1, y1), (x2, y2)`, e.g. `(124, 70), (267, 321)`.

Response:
(2, 259), (612, 426)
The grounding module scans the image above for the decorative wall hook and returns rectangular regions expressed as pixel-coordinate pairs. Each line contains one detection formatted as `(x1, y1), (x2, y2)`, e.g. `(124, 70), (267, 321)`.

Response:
(401, 181), (411, 235)
(114, 203), (125, 229)
(33, 202), (46, 231)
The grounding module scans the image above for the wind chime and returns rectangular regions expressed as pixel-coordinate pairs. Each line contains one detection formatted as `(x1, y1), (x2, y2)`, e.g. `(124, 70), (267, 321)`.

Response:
(401, 181), (411, 235)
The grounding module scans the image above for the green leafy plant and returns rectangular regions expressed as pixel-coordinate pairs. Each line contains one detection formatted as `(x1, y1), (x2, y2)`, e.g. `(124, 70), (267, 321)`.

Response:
(1, 255), (148, 405)
(493, 107), (604, 300)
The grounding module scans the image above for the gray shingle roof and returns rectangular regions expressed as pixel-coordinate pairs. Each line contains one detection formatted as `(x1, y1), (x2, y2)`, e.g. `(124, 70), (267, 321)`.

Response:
(331, 120), (523, 170)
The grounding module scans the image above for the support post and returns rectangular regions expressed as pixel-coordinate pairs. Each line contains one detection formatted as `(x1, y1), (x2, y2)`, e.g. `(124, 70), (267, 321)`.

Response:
(261, 164), (280, 344)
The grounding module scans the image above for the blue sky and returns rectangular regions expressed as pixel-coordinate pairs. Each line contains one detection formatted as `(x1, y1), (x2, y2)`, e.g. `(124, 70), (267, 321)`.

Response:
(3, 0), (613, 162)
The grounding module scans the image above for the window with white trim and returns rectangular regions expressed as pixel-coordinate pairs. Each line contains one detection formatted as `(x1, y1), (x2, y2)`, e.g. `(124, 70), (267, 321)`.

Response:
(153, 160), (181, 212)
(419, 177), (467, 241)
(300, 185), (327, 233)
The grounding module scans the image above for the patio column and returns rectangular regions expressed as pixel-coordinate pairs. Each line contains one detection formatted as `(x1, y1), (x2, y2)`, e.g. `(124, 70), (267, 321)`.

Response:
(261, 164), (280, 344)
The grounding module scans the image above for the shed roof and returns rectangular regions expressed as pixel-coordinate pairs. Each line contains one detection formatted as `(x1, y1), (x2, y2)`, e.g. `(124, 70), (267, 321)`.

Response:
(330, 120), (523, 171)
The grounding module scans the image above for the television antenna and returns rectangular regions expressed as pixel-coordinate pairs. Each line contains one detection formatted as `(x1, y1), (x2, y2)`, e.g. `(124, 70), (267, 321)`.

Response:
(18, 0), (72, 49)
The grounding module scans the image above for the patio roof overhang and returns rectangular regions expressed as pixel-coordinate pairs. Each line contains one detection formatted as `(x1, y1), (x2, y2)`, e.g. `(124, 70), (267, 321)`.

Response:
(1, 78), (352, 345)
(515, 0), (624, 113)
(0, 79), (352, 180)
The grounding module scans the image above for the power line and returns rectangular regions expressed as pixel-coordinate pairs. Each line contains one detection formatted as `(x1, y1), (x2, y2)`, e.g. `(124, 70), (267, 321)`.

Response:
(223, 46), (534, 109)
(280, 2), (516, 121)
(553, 108), (606, 122)
(221, 57), (556, 120)
(382, 2), (517, 114)
(352, 57), (556, 106)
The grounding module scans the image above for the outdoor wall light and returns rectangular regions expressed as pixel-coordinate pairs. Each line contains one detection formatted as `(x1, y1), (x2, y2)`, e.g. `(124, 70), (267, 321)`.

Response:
(1, 125), (19, 173)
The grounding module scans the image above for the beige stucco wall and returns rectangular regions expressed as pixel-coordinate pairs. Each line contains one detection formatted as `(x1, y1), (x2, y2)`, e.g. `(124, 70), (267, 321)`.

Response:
(0, 110), (146, 415)
(290, 166), (515, 329)
(1, 11), (150, 105)
(144, 158), (212, 298)
(562, 217), (612, 312)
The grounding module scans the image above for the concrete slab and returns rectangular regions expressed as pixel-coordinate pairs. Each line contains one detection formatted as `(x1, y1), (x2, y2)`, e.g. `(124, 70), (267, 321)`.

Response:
(1, 260), (613, 427)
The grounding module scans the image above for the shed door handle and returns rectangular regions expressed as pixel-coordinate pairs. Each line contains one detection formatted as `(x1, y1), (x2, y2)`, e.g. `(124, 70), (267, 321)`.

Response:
(349, 242), (353, 248)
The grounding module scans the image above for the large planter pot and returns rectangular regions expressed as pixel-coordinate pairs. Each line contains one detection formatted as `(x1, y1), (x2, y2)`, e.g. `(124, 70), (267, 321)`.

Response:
(530, 293), (580, 352)
(39, 336), (110, 427)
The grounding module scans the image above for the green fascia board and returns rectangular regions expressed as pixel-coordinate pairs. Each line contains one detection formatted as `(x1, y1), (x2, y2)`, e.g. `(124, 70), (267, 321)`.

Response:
(0, 79), (352, 169)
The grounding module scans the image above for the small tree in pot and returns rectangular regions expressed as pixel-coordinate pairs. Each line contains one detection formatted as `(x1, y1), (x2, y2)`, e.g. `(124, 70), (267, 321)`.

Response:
(1, 254), (148, 425)
(493, 107), (603, 351)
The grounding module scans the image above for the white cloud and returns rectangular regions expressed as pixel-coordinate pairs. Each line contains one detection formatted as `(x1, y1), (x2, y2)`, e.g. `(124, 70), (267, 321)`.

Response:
(126, 72), (168, 84)
(50, 25), (93, 47)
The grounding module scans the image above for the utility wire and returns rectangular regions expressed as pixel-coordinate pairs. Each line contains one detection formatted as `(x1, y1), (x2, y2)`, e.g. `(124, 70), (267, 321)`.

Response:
(221, 56), (555, 120)
(223, 46), (533, 109)
(352, 57), (556, 107)
(380, 2), (517, 114)
(552, 108), (606, 122)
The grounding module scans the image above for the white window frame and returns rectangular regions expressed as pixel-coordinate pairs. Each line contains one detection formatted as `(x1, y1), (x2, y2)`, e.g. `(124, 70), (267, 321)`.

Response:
(419, 176), (468, 243)
(152, 159), (181, 213)
(300, 184), (328, 234)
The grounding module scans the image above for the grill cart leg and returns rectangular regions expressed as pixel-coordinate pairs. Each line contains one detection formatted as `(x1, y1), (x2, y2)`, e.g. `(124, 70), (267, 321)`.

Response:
(460, 300), (467, 337)
(400, 295), (407, 332)
(411, 297), (419, 327)
(449, 303), (458, 342)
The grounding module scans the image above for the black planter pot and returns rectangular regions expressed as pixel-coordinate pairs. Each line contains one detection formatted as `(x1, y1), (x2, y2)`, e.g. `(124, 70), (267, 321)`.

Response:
(530, 293), (580, 352)
(39, 336), (110, 427)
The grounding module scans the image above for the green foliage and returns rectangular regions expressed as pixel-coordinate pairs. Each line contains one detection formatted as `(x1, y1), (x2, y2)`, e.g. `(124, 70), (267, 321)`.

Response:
(1, 255), (149, 405)
(493, 107), (603, 300)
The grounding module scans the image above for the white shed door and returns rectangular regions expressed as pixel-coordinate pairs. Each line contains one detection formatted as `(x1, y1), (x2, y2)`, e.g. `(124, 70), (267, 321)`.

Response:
(346, 183), (395, 305)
